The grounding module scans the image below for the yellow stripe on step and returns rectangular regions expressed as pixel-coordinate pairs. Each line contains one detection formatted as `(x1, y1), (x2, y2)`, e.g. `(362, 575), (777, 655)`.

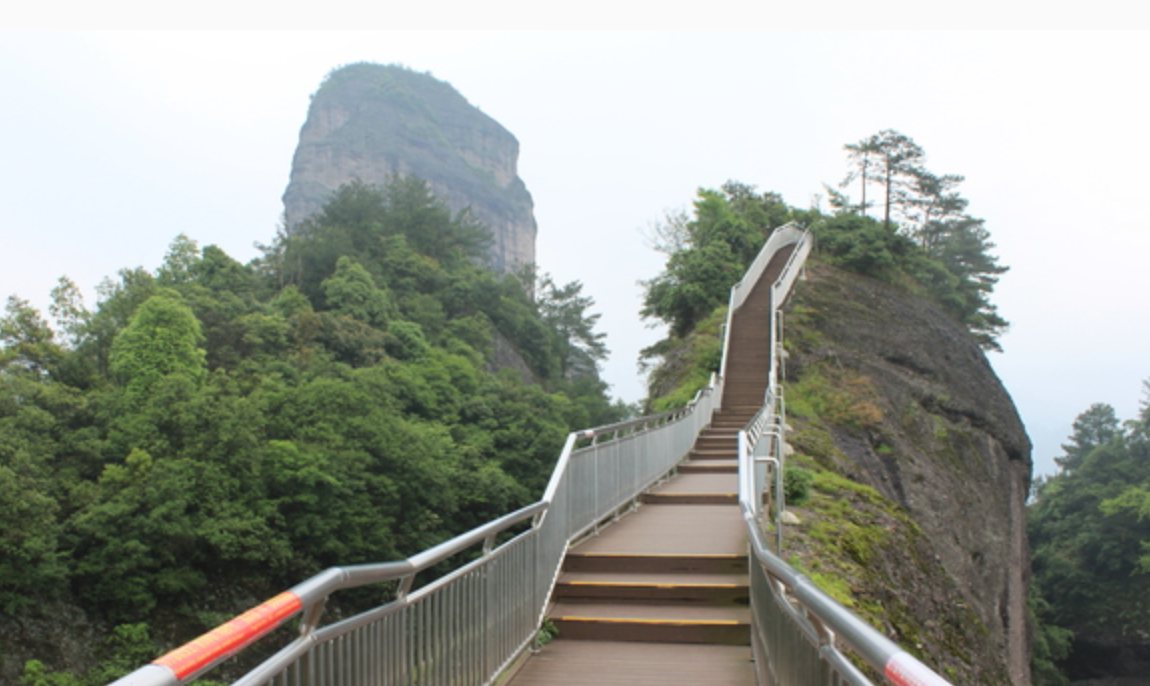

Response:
(574, 553), (742, 558)
(567, 581), (740, 588)
(554, 617), (741, 625)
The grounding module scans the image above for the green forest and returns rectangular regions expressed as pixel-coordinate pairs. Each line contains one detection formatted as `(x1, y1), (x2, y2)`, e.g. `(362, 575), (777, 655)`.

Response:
(1028, 390), (1150, 684)
(1, 176), (624, 685)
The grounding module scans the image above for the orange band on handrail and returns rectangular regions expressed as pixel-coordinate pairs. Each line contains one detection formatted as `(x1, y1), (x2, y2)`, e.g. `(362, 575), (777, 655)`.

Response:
(884, 651), (952, 686)
(154, 591), (303, 679)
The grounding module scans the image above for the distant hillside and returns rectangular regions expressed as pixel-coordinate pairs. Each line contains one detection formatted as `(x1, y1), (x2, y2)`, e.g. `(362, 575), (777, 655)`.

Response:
(283, 63), (537, 273)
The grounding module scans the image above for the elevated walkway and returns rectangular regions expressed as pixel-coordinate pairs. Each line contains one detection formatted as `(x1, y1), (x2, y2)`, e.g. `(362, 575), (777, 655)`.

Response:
(109, 224), (956, 686)
(506, 244), (789, 685)
(508, 411), (754, 685)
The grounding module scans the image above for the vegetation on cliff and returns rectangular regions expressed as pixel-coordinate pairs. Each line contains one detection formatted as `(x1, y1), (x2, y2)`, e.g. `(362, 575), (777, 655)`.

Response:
(775, 274), (1027, 685)
(1028, 387), (1150, 684)
(637, 131), (1150, 685)
(640, 131), (1026, 683)
(641, 130), (1009, 409)
(0, 177), (622, 684)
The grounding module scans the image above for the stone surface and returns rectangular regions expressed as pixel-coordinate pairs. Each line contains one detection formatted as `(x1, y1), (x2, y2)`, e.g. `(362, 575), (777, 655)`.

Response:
(785, 262), (1032, 685)
(283, 63), (537, 274)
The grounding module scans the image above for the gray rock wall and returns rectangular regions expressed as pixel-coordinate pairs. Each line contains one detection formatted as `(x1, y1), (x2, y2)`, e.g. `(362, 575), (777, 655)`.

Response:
(786, 262), (1032, 685)
(283, 63), (536, 274)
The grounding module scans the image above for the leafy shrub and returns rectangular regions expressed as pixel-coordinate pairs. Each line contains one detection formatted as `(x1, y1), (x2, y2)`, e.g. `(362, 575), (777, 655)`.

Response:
(784, 466), (815, 505)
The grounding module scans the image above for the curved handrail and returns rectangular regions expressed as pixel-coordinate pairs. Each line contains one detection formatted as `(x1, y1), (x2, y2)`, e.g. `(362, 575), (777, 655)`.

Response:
(728, 225), (954, 686)
(539, 387), (714, 508)
(720, 222), (807, 383)
(743, 515), (951, 686)
(110, 361), (724, 686)
(109, 502), (546, 686)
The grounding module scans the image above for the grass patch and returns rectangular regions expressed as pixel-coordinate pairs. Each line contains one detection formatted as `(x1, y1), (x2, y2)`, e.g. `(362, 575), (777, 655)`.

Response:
(785, 366), (884, 430)
(645, 307), (726, 412)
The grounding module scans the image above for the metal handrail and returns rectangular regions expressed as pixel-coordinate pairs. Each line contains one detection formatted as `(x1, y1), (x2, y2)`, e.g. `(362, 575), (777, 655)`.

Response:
(108, 502), (545, 686)
(725, 226), (954, 686)
(744, 517), (951, 686)
(730, 223), (808, 313)
(110, 367), (724, 686)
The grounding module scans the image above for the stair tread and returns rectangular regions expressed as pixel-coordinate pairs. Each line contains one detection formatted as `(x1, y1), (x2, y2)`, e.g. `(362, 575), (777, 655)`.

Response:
(559, 571), (748, 587)
(551, 602), (750, 624)
(688, 453), (738, 461)
(653, 473), (737, 494)
(679, 461), (737, 473)
(571, 505), (745, 556)
(508, 641), (755, 684)
(643, 493), (738, 505)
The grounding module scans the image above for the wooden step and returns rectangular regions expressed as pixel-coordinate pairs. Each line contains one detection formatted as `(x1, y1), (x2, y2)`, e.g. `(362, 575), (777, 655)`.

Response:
(698, 429), (739, 439)
(550, 602), (750, 645)
(715, 408), (760, 414)
(642, 492), (738, 505)
(690, 444), (737, 455)
(679, 460), (737, 473)
(685, 445), (740, 457)
(691, 441), (737, 451)
(694, 435), (738, 448)
(654, 473), (737, 492)
(554, 572), (749, 606)
(506, 641), (756, 686)
(700, 423), (743, 430)
(710, 415), (757, 422)
(563, 553), (747, 575)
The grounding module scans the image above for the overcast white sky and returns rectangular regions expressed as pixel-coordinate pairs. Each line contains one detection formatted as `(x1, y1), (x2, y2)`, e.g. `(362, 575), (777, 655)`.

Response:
(2, 30), (1147, 477)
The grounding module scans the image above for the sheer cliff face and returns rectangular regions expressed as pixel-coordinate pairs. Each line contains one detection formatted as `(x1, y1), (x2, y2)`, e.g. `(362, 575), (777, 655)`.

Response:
(783, 262), (1032, 686)
(283, 63), (536, 273)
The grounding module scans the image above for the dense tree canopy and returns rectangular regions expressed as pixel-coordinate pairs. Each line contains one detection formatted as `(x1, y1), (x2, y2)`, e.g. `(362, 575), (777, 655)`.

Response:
(835, 130), (1008, 348)
(0, 176), (624, 685)
(1028, 384), (1150, 684)
(641, 182), (790, 339)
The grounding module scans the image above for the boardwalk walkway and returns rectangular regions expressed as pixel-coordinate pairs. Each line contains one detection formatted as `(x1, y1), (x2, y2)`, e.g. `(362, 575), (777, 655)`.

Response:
(505, 246), (790, 686)
(506, 407), (755, 685)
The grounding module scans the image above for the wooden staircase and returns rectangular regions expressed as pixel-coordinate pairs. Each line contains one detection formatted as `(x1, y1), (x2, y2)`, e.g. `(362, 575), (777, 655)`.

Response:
(507, 243), (795, 684)
(549, 407), (754, 645)
(544, 244), (788, 649)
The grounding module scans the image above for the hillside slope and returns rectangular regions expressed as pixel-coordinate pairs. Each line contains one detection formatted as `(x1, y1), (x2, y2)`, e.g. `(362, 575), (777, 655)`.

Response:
(779, 261), (1031, 685)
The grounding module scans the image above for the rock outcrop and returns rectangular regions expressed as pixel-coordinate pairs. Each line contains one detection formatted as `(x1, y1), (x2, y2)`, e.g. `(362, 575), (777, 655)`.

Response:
(283, 63), (536, 273)
(782, 262), (1032, 685)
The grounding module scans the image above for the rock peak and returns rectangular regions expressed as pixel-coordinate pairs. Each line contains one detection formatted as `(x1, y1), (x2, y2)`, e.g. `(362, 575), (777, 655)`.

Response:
(283, 62), (537, 273)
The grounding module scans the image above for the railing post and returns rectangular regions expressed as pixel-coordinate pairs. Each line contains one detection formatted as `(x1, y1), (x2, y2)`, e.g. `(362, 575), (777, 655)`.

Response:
(809, 615), (838, 686)
(396, 575), (414, 601)
(299, 598), (327, 636)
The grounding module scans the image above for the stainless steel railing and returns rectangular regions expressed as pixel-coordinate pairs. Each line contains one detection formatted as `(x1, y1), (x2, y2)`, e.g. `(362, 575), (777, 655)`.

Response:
(110, 375), (724, 686)
(728, 226), (954, 686)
